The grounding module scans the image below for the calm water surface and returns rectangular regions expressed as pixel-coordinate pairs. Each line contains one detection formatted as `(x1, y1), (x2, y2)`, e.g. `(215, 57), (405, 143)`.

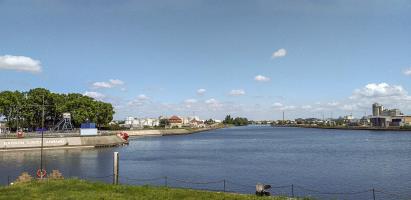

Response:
(1, 126), (411, 200)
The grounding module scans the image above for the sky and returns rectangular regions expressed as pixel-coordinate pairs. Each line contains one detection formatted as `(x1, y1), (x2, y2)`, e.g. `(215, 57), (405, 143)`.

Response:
(0, 0), (411, 120)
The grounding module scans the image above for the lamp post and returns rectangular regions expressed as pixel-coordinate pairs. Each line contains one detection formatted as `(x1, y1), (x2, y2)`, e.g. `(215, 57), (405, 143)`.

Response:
(40, 95), (45, 179)
(25, 95), (49, 179)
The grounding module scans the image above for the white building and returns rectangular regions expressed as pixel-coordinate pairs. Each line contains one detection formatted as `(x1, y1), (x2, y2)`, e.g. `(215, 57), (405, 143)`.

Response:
(124, 117), (160, 129)
(181, 116), (200, 126)
(0, 121), (7, 134)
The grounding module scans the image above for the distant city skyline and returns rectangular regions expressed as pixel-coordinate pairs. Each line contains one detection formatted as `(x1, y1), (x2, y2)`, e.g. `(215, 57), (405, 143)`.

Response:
(1, 0), (411, 120)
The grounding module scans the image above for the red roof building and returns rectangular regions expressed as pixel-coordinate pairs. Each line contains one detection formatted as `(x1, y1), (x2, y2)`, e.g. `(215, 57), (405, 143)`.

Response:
(169, 116), (182, 124)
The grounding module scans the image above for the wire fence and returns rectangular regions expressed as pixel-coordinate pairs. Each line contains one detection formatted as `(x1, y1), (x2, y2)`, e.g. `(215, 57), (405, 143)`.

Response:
(4, 173), (409, 200)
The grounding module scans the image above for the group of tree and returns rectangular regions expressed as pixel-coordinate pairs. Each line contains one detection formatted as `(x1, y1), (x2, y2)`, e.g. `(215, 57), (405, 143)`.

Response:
(0, 88), (114, 131)
(223, 115), (249, 126)
(158, 118), (170, 128)
(204, 119), (215, 125)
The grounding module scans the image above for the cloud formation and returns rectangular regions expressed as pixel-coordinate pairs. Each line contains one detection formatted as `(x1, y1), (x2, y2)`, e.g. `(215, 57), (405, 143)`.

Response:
(109, 79), (125, 85)
(404, 68), (411, 76)
(273, 102), (296, 111)
(128, 94), (151, 106)
(254, 75), (270, 82)
(271, 48), (287, 59)
(83, 91), (105, 100)
(229, 89), (246, 96)
(197, 88), (206, 95)
(137, 94), (150, 100)
(184, 98), (198, 104)
(350, 83), (407, 99)
(0, 55), (42, 73)
(92, 79), (125, 89)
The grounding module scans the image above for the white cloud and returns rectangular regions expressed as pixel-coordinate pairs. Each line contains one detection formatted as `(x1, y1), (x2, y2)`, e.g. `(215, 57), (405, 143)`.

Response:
(93, 82), (113, 89)
(184, 98), (198, 104)
(404, 68), (411, 76)
(272, 102), (296, 111)
(92, 79), (125, 89)
(109, 79), (125, 85)
(350, 82), (407, 99)
(83, 91), (105, 100)
(271, 48), (287, 59)
(229, 89), (246, 96)
(205, 98), (222, 110)
(184, 98), (198, 108)
(138, 94), (150, 100)
(301, 105), (312, 109)
(342, 104), (359, 111)
(273, 102), (283, 107)
(127, 94), (151, 106)
(0, 55), (42, 73)
(254, 75), (270, 82)
(205, 98), (218, 104)
(327, 101), (340, 106)
(197, 88), (206, 95)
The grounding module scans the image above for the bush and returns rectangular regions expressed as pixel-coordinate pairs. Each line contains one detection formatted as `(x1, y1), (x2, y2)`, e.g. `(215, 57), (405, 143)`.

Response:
(14, 172), (33, 184)
(49, 170), (64, 180)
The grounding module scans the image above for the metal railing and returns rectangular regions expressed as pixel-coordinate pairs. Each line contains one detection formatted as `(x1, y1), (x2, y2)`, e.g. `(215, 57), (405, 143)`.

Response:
(3, 174), (409, 200)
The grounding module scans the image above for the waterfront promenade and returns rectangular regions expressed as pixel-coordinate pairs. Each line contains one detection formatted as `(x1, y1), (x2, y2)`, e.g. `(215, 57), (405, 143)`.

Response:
(112, 126), (222, 137)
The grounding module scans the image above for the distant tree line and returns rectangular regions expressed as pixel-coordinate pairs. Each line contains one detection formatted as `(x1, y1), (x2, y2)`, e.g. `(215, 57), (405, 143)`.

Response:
(223, 115), (249, 126)
(0, 88), (114, 131)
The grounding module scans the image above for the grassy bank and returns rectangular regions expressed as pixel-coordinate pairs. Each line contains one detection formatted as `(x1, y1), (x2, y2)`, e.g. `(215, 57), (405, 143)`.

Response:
(0, 179), (309, 200)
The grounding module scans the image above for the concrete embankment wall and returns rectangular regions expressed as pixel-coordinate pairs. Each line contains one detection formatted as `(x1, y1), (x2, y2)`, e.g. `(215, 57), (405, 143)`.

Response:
(0, 135), (125, 150)
(117, 128), (216, 137)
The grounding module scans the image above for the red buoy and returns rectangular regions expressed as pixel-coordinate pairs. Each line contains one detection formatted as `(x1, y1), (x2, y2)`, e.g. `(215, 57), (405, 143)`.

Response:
(36, 169), (47, 178)
(17, 131), (24, 138)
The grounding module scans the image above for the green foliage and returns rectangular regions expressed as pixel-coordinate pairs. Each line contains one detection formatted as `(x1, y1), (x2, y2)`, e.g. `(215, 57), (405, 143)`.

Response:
(0, 179), (298, 200)
(159, 119), (170, 128)
(223, 115), (249, 126)
(205, 119), (215, 125)
(0, 88), (114, 130)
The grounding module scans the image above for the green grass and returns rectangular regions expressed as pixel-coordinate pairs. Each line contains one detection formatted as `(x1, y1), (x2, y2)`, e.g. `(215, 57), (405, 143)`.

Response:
(0, 179), (311, 200)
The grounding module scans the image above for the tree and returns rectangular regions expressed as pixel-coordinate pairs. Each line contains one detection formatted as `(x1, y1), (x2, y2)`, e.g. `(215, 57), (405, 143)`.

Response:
(0, 88), (115, 130)
(223, 115), (233, 124)
(205, 119), (215, 125)
(159, 119), (170, 128)
(223, 115), (248, 126)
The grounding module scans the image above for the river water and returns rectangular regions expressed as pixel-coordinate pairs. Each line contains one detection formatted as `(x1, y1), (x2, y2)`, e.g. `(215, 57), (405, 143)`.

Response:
(1, 126), (411, 200)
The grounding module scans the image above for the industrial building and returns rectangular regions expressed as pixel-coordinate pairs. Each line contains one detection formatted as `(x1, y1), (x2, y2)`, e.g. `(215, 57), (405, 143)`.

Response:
(370, 103), (410, 127)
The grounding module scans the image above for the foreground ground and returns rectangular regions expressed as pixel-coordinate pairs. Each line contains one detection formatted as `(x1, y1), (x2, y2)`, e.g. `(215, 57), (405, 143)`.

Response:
(0, 179), (310, 200)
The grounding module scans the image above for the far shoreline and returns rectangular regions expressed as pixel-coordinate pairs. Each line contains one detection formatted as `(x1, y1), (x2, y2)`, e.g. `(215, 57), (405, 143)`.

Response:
(273, 125), (411, 132)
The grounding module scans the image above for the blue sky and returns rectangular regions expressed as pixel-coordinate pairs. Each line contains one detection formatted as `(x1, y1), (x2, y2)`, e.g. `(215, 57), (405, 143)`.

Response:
(1, 0), (411, 120)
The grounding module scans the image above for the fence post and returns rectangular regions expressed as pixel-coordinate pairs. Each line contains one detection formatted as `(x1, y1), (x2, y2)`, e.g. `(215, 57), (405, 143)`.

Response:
(165, 176), (168, 187)
(7, 176), (10, 186)
(113, 152), (119, 185)
(223, 179), (226, 192)
(372, 188), (376, 200)
(291, 184), (294, 197)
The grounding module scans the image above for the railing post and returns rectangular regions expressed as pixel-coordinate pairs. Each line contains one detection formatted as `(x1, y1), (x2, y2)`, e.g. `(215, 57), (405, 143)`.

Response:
(291, 184), (294, 197)
(372, 188), (376, 200)
(165, 176), (168, 187)
(223, 179), (226, 192)
(113, 152), (119, 185)
(7, 176), (10, 186)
